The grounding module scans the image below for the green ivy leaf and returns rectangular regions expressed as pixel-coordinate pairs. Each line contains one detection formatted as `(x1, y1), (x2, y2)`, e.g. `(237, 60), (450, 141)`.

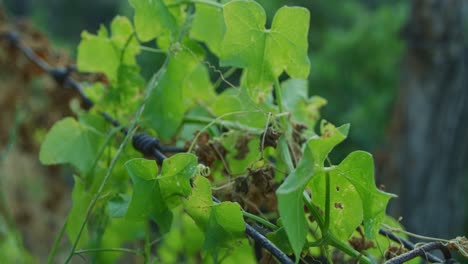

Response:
(203, 202), (245, 256)
(129, 0), (177, 42)
(185, 177), (246, 259)
(185, 176), (214, 230)
(309, 171), (363, 240)
(191, 2), (225, 55)
(183, 64), (216, 105)
(39, 117), (104, 173)
(211, 238), (256, 264)
(334, 151), (396, 238)
(125, 158), (173, 232)
(220, 131), (261, 175)
(210, 88), (273, 129)
(66, 176), (91, 248)
(221, 0), (310, 101)
(281, 79), (327, 131)
(107, 194), (131, 218)
(77, 16), (139, 81)
(142, 41), (205, 140)
(159, 153), (198, 208)
(309, 122), (349, 170)
(276, 138), (316, 261)
(266, 226), (293, 255)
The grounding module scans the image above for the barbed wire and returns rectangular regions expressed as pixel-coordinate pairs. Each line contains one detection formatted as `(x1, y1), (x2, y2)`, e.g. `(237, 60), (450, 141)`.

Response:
(0, 29), (457, 264)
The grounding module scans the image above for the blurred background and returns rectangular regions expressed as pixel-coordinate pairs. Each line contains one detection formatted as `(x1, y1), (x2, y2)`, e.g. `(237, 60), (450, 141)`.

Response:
(0, 0), (466, 262)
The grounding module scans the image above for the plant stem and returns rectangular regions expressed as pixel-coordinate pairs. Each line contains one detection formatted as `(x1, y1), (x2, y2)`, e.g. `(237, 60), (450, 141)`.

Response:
(183, 115), (263, 135)
(191, 0), (223, 7)
(242, 211), (278, 231)
(278, 136), (295, 173)
(64, 127), (138, 263)
(87, 126), (122, 187)
(328, 234), (372, 264)
(74, 247), (141, 255)
(168, 0), (223, 8)
(213, 67), (237, 89)
(46, 217), (68, 264)
(303, 192), (325, 230)
(304, 191), (372, 263)
(324, 171), (331, 234)
(187, 110), (264, 153)
(273, 78), (287, 127)
(272, 82), (362, 263)
(144, 223), (151, 264)
(139, 46), (166, 54)
(381, 224), (449, 243)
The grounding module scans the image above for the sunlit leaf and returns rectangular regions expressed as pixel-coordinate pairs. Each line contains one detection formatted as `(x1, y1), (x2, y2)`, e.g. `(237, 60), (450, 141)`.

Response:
(142, 41), (205, 140)
(309, 122), (349, 170)
(309, 170), (363, 240)
(335, 151), (396, 238)
(221, 0), (310, 101)
(281, 79), (327, 131)
(184, 176), (214, 230)
(77, 16), (139, 81)
(191, 2), (225, 55)
(159, 153), (198, 208)
(129, 0), (177, 41)
(39, 117), (104, 173)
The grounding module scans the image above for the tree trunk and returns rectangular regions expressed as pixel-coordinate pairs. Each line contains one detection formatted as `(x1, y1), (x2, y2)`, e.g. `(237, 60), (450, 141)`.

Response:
(389, 0), (467, 238)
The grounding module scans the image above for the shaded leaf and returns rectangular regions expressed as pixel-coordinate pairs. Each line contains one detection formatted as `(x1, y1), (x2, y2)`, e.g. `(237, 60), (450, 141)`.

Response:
(66, 176), (91, 248)
(281, 79), (327, 130)
(107, 194), (131, 218)
(125, 158), (173, 232)
(203, 202), (245, 253)
(276, 138), (316, 260)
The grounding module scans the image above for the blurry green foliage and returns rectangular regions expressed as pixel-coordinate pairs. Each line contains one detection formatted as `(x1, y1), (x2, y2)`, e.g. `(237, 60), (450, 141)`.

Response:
(308, 2), (407, 156)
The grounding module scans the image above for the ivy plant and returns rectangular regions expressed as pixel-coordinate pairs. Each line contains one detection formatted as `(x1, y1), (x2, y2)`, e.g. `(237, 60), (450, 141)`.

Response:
(39, 0), (400, 263)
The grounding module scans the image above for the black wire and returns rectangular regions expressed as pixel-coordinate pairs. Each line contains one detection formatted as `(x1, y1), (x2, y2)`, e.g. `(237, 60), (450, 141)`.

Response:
(384, 242), (453, 264)
(211, 197), (293, 263)
(379, 229), (444, 263)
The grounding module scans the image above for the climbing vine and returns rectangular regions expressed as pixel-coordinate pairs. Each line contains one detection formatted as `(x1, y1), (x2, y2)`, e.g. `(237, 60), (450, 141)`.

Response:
(1, 0), (463, 263)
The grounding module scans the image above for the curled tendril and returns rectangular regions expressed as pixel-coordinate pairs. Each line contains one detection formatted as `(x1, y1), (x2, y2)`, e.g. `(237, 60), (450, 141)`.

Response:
(196, 164), (211, 177)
